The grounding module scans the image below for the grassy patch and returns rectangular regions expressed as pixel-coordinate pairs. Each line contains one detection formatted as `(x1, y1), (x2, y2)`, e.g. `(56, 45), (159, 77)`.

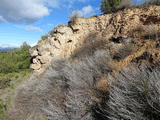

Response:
(0, 69), (32, 89)
(0, 70), (32, 119)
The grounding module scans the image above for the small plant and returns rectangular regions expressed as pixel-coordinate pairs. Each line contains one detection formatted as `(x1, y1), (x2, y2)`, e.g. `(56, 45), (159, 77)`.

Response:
(41, 35), (48, 40)
(91, 14), (97, 17)
(49, 30), (55, 37)
(0, 99), (6, 119)
(0, 76), (11, 89)
(100, 0), (121, 14)
(69, 10), (83, 23)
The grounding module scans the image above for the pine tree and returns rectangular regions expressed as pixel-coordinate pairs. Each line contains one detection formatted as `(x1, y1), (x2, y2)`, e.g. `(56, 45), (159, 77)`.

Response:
(100, 0), (122, 14)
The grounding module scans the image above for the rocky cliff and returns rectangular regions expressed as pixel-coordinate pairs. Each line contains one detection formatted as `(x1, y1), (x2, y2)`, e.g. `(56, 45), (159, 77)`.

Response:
(30, 6), (160, 73)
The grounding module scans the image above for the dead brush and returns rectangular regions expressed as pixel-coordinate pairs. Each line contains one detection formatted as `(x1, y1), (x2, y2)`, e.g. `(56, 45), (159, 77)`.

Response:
(130, 23), (159, 41)
(143, 23), (159, 40)
(95, 65), (160, 120)
(71, 33), (109, 59)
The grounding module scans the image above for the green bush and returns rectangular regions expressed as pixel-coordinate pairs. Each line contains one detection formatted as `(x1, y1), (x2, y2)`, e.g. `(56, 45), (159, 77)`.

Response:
(100, 0), (132, 14)
(0, 76), (11, 89)
(0, 42), (32, 89)
(0, 43), (31, 74)
(100, 0), (122, 13)
(41, 35), (48, 40)
(50, 30), (55, 37)
(0, 71), (32, 90)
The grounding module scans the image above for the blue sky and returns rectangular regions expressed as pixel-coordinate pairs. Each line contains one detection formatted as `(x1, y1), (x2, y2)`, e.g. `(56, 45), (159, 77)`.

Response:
(0, 0), (143, 47)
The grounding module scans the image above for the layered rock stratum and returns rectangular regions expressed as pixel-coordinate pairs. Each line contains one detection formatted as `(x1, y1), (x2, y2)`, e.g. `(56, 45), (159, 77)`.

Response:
(30, 6), (160, 73)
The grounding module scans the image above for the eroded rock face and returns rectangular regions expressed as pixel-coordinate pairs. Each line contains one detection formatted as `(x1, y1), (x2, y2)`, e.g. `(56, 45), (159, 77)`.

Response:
(30, 6), (160, 73)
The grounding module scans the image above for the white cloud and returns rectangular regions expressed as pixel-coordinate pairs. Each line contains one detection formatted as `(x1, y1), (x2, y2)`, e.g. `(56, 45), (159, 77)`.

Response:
(82, 5), (93, 15)
(31, 42), (38, 47)
(0, 16), (6, 22)
(25, 25), (42, 32)
(70, 5), (93, 17)
(0, 0), (60, 23)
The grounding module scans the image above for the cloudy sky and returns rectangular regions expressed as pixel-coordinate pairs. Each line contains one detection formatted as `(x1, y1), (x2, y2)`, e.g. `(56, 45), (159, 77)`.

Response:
(0, 0), (143, 47)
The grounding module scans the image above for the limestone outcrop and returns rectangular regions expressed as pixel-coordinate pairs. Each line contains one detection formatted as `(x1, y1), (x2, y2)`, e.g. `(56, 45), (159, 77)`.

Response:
(30, 6), (160, 73)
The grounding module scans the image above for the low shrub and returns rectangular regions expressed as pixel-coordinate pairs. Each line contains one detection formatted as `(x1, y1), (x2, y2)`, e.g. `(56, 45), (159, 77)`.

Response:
(49, 30), (55, 37)
(41, 35), (49, 40)
(69, 10), (83, 24)
(42, 49), (112, 120)
(95, 65), (160, 120)
(0, 76), (11, 89)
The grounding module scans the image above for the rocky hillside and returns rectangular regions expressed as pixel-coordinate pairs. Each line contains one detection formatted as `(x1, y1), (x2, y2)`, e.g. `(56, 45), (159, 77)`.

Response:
(30, 5), (160, 73)
(4, 6), (160, 120)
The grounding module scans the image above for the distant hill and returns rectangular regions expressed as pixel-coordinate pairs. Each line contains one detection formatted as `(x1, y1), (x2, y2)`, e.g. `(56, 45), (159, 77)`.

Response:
(0, 44), (20, 53)
(0, 47), (19, 53)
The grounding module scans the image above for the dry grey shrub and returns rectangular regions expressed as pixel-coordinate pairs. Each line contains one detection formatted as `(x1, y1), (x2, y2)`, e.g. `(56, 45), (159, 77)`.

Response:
(71, 35), (108, 59)
(143, 24), (159, 40)
(113, 45), (136, 61)
(42, 49), (112, 120)
(95, 65), (160, 120)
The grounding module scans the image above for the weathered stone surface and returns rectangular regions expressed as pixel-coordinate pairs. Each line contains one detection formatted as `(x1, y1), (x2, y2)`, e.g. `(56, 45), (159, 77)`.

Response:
(30, 6), (160, 73)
